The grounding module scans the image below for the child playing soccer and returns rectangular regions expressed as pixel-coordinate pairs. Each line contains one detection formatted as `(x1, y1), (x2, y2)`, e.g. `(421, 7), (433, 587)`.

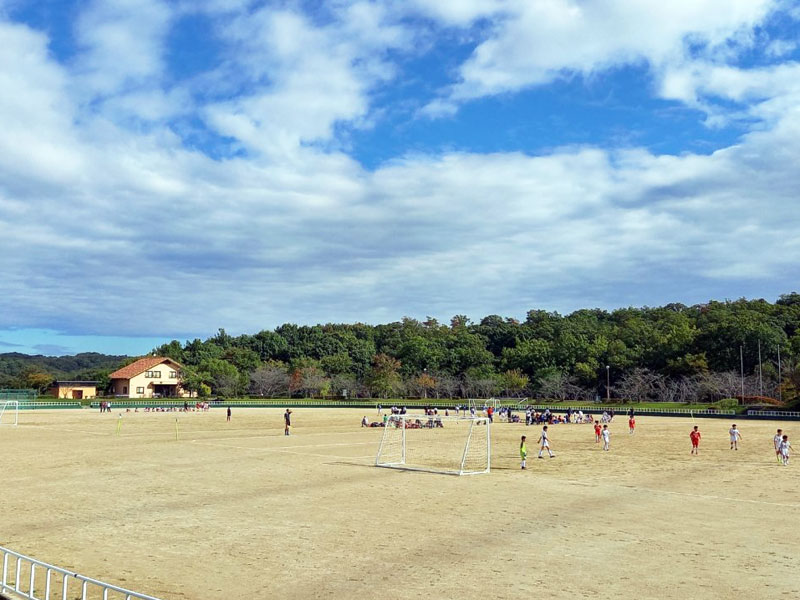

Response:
(628, 416), (635, 435)
(601, 424), (610, 451)
(690, 425), (701, 455)
(538, 425), (555, 459)
(284, 409), (292, 436)
(520, 436), (528, 470)
(594, 420), (602, 443)
(774, 429), (783, 464)
(729, 424), (742, 450)
(779, 435), (791, 466)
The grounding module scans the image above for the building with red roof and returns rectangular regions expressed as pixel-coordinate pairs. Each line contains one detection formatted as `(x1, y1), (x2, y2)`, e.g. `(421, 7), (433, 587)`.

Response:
(109, 357), (191, 398)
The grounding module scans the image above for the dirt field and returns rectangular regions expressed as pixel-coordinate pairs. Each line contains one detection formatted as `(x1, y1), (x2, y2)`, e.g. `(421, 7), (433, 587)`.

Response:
(1, 408), (799, 600)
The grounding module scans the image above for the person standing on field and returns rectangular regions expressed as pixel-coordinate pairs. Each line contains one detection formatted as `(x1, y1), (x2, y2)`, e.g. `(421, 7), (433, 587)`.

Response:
(594, 420), (602, 443)
(779, 435), (791, 466)
(538, 425), (555, 459)
(729, 424), (742, 450)
(601, 424), (611, 451)
(628, 416), (635, 435)
(690, 426), (701, 455)
(284, 409), (292, 436)
(774, 429), (783, 464)
(226, 406), (231, 422)
(520, 436), (528, 470)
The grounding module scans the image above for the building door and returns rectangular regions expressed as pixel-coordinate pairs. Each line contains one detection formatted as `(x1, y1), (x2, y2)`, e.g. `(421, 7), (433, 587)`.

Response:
(72, 390), (84, 400)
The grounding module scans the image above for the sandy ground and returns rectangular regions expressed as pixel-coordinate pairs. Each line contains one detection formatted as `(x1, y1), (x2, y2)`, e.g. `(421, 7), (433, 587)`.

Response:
(1, 408), (799, 600)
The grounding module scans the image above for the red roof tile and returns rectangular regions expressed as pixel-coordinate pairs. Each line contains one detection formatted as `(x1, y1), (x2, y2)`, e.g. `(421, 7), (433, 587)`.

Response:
(109, 357), (182, 380)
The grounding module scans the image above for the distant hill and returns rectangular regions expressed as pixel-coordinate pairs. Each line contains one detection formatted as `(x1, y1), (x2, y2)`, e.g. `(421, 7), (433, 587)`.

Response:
(0, 352), (129, 387)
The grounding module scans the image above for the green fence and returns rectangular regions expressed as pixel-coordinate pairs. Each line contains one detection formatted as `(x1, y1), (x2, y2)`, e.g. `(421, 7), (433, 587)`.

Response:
(16, 401), (81, 410)
(0, 389), (38, 401)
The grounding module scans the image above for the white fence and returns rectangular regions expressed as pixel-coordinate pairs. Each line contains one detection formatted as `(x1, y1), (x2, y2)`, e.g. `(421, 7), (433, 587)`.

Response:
(0, 546), (163, 600)
(522, 405), (736, 416)
(746, 410), (800, 418)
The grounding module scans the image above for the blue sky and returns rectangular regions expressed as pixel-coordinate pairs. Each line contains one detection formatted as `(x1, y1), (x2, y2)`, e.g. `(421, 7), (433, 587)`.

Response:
(1, 0), (799, 356)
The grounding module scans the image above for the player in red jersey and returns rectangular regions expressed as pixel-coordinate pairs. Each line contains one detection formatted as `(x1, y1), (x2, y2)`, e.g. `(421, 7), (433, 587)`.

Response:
(594, 420), (601, 443)
(628, 416), (635, 435)
(689, 425), (701, 455)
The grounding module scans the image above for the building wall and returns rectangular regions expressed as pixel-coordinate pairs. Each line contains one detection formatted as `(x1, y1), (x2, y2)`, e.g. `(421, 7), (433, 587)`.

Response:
(52, 385), (97, 399)
(112, 361), (190, 397)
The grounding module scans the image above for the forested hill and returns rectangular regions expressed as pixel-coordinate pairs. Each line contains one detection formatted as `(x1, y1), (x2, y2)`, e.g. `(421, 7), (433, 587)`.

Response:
(152, 295), (800, 403)
(0, 352), (126, 388)
(3, 294), (800, 404)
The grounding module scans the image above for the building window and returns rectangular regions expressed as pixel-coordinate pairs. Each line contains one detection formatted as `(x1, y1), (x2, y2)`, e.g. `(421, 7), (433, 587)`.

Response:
(169, 371), (178, 379)
(136, 387), (144, 394)
(145, 370), (162, 378)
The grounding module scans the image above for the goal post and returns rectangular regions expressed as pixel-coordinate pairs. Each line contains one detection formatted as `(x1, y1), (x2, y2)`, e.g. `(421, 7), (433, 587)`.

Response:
(0, 400), (19, 427)
(376, 415), (490, 475)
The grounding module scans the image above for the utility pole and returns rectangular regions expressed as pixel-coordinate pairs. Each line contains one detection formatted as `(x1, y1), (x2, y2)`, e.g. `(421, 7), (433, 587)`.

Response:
(606, 365), (610, 401)
(758, 339), (763, 397)
(739, 345), (745, 402)
(778, 345), (782, 403)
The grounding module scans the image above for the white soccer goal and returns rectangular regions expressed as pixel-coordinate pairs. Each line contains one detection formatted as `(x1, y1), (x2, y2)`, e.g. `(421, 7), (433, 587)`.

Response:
(468, 398), (495, 413)
(0, 400), (19, 427)
(375, 415), (491, 475)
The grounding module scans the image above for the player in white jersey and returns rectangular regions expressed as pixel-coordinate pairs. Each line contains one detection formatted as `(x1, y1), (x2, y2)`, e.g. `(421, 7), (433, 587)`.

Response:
(538, 425), (555, 459)
(779, 435), (791, 466)
(729, 424), (742, 450)
(774, 429), (783, 464)
(601, 424), (611, 451)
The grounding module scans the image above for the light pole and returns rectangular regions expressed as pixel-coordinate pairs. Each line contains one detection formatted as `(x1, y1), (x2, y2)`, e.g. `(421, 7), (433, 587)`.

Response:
(778, 345), (782, 403)
(740, 345), (745, 402)
(606, 365), (610, 402)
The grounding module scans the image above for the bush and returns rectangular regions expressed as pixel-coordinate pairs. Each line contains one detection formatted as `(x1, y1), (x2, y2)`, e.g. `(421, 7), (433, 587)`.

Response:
(716, 397), (739, 410)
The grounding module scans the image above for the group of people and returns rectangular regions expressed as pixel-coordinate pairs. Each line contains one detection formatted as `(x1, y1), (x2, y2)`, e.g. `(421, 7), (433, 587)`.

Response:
(524, 407), (595, 426)
(519, 425), (558, 468)
(518, 420), (792, 469)
(689, 424), (791, 465)
(369, 404), (794, 467)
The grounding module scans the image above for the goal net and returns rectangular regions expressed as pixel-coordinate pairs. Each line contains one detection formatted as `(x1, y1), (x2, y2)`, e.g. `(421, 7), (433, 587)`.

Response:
(375, 415), (490, 475)
(0, 400), (19, 427)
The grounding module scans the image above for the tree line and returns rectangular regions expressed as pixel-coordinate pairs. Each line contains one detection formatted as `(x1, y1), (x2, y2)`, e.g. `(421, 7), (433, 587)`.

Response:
(4, 294), (800, 405)
(154, 294), (800, 404)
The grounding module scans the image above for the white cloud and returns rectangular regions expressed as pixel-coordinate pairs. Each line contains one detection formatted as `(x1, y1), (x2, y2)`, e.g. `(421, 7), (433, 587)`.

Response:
(1, 3), (799, 341)
(402, 0), (509, 26)
(73, 0), (173, 97)
(658, 60), (800, 126)
(201, 4), (411, 159)
(416, 0), (780, 110)
(0, 22), (83, 184)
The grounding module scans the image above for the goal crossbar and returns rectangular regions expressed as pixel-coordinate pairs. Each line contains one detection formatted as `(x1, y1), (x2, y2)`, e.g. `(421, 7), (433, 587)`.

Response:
(375, 415), (491, 476)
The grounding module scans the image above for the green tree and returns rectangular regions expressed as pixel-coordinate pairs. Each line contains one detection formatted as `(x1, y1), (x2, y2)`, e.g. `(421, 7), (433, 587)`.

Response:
(152, 340), (185, 362)
(367, 354), (402, 398)
(500, 369), (529, 397)
(198, 358), (240, 398)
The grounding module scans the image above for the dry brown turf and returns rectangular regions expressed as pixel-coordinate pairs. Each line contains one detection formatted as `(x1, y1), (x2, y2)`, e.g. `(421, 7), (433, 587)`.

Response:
(1, 408), (799, 600)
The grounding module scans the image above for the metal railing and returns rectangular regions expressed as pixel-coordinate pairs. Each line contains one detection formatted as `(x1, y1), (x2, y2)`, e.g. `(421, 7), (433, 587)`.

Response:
(745, 410), (800, 419)
(521, 405), (736, 416)
(16, 402), (82, 410)
(0, 546), (163, 600)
